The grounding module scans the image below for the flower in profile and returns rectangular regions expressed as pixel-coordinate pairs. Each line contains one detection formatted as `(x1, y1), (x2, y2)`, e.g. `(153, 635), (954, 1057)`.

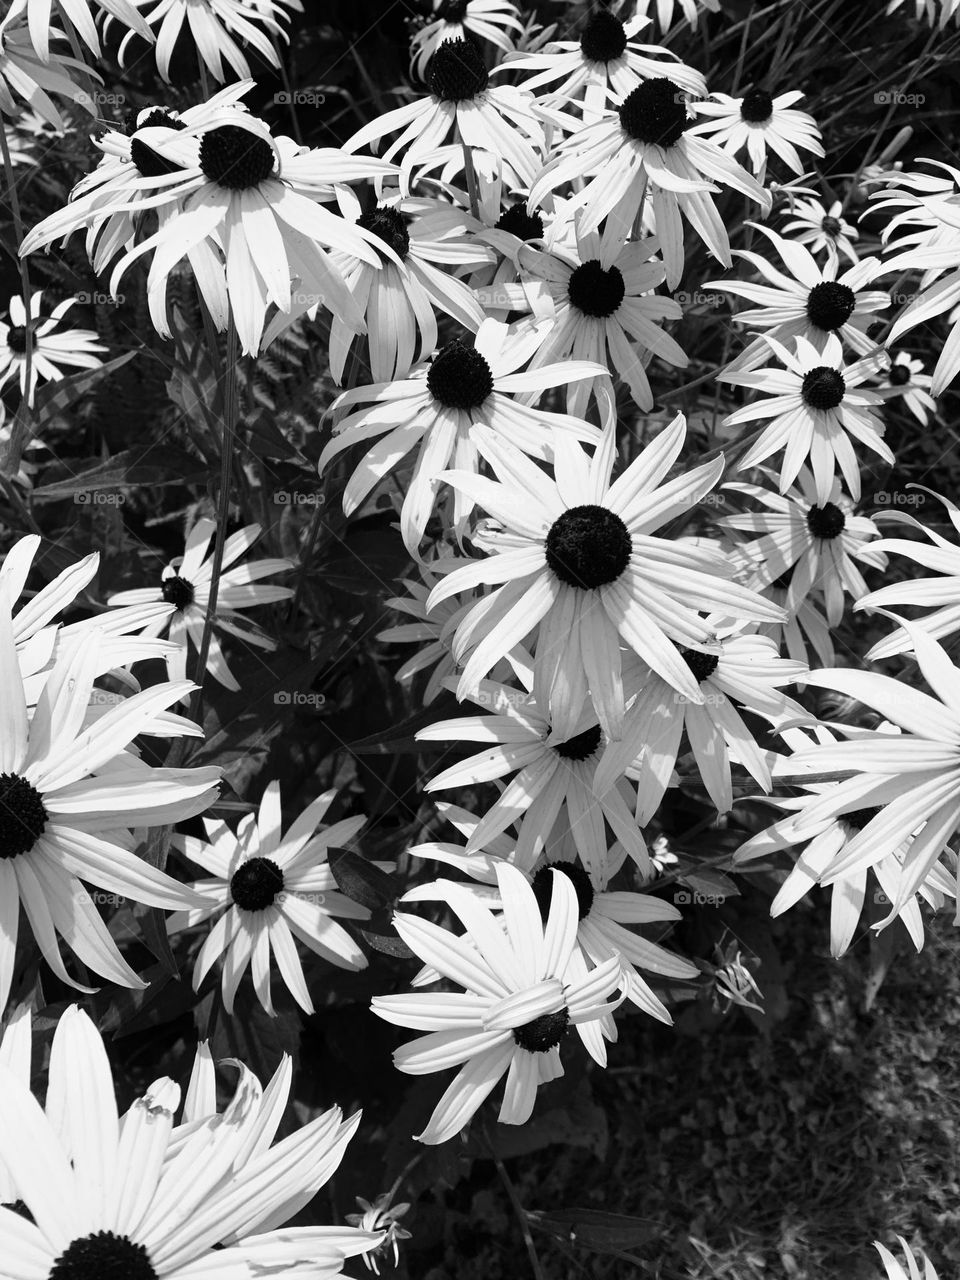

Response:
(106, 519), (294, 691)
(495, 7), (705, 123)
(406, 832), (698, 1021)
(0, 291), (106, 406)
(0, 606), (220, 1010)
(719, 333), (890, 503)
(783, 622), (960, 922)
(25, 0), (152, 61)
(736, 725), (954, 957)
(416, 678), (649, 873)
(594, 630), (811, 819)
(0, 1004), (384, 1278)
(874, 350), (938, 425)
(874, 1237), (941, 1280)
(136, 0), (294, 82)
(169, 780), (374, 1014)
(429, 414), (784, 740)
(636, 0), (722, 30)
(371, 861), (622, 1143)
(346, 1191), (413, 1275)
(344, 38), (545, 188)
(318, 318), (606, 559)
(688, 88), (824, 176)
(0, 0), (99, 128)
(708, 222), (889, 373)
(528, 76), (770, 288)
(718, 467), (887, 627)
(856, 487), (960, 660)
(507, 222), (687, 416)
(779, 196), (860, 269)
(412, 0), (523, 79)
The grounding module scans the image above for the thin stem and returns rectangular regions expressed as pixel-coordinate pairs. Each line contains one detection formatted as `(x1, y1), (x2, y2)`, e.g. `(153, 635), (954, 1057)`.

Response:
(187, 320), (239, 724)
(489, 1142), (545, 1280)
(0, 120), (35, 477)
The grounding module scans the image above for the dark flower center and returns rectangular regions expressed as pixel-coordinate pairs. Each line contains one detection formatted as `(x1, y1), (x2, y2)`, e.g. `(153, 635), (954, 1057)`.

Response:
(740, 88), (774, 123)
(426, 338), (494, 409)
(842, 805), (882, 833)
(821, 215), (842, 236)
(545, 505), (632, 590)
(567, 260), (625, 318)
(130, 110), (186, 179)
(889, 362), (911, 386)
(806, 502), (846, 540)
(358, 205), (410, 260)
(530, 862), (595, 921)
(513, 1007), (570, 1053)
(580, 9), (628, 63)
(0, 773), (48, 860)
(437, 0), (469, 19)
(619, 78), (688, 148)
(230, 856), (284, 911)
(48, 1231), (158, 1280)
(161, 573), (195, 611)
(199, 124), (275, 190)
(427, 38), (488, 101)
(805, 281), (856, 331)
(495, 202), (544, 241)
(801, 366), (846, 410)
(6, 325), (29, 354)
(552, 724), (603, 762)
(681, 647), (720, 682)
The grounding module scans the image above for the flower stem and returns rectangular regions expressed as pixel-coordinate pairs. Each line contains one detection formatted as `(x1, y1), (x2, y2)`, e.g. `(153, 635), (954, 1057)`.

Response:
(488, 1140), (545, 1280)
(188, 320), (240, 723)
(0, 119), (35, 476)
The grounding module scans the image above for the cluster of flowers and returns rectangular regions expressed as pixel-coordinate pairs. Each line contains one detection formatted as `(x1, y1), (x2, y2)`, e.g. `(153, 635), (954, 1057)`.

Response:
(1, 0), (959, 1271)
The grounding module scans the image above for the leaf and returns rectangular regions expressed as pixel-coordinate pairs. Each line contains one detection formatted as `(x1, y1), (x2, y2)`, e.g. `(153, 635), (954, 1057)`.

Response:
(678, 867), (741, 901)
(32, 444), (206, 499)
(347, 694), (460, 754)
(483, 1080), (608, 1161)
(328, 847), (400, 910)
(359, 927), (415, 959)
(32, 351), (138, 421)
(527, 1208), (659, 1264)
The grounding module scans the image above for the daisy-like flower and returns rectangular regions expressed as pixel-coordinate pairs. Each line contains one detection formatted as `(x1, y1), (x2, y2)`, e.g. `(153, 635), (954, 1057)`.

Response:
(635, 0), (721, 30)
(168, 781), (375, 1015)
(371, 861), (622, 1143)
(783, 621), (960, 922)
(719, 333), (891, 503)
(25, 0), (152, 61)
(0, 608), (220, 1010)
(406, 827), (699, 1020)
(411, 0), (523, 79)
(318, 318), (606, 559)
(875, 1237), (941, 1280)
(0, 291), (106, 407)
(0, 0), (98, 128)
(856, 487), (960, 660)
(718, 467), (887, 627)
(378, 574), (462, 705)
(874, 350), (938, 425)
(688, 88), (823, 177)
(106, 519), (294, 691)
(500, 220), (687, 416)
(266, 191), (490, 385)
(19, 83), (254, 277)
(736, 725), (955, 957)
(708, 223), (889, 373)
(595, 630), (810, 818)
(344, 39), (545, 189)
(134, 0), (294, 83)
(779, 197), (860, 269)
(416, 677), (649, 873)
(0, 1004), (384, 1280)
(494, 7), (705, 124)
(105, 107), (396, 356)
(428, 414), (784, 740)
(528, 78), (770, 289)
